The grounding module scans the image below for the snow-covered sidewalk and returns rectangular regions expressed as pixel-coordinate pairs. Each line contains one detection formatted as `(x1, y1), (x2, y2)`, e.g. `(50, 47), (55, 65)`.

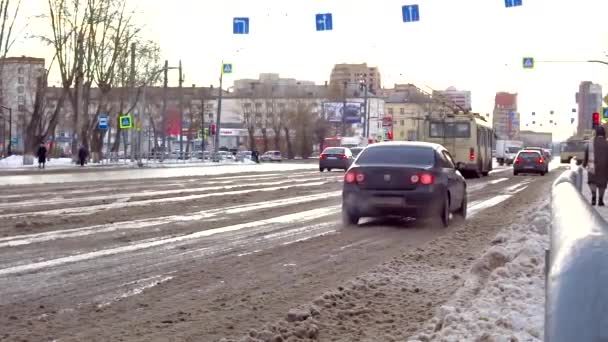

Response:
(408, 201), (549, 341)
(0, 155), (257, 171)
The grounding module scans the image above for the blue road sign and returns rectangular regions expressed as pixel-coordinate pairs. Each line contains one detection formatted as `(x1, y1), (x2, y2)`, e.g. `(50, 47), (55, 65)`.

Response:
(505, 0), (523, 7)
(402, 4), (420, 22)
(10, 137), (17, 144)
(522, 57), (534, 69)
(222, 63), (233, 74)
(513, 120), (520, 125)
(603, 107), (608, 118)
(98, 115), (109, 130)
(315, 13), (333, 31)
(119, 115), (133, 129)
(509, 111), (515, 117)
(233, 17), (249, 34)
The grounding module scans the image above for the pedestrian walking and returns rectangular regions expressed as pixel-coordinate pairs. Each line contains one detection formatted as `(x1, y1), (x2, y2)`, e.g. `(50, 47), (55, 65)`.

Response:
(78, 145), (89, 167)
(583, 126), (608, 206)
(36, 143), (47, 169)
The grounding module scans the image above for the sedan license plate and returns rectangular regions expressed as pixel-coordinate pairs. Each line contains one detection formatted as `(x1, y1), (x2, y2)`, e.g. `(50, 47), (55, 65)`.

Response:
(327, 157), (337, 160)
(524, 166), (535, 169)
(371, 197), (404, 207)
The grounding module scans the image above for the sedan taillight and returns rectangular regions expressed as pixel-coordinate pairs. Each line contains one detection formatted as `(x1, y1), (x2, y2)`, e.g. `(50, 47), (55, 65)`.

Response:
(339, 154), (348, 160)
(515, 158), (522, 164)
(538, 158), (544, 164)
(320, 154), (327, 160)
(410, 173), (434, 185)
(345, 171), (365, 184)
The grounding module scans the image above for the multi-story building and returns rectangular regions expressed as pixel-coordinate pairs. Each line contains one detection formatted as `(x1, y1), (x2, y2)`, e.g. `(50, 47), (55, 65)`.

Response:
(492, 92), (519, 140)
(0, 56), (45, 152)
(329, 63), (381, 94)
(576, 81), (602, 136)
(433, 86), (472, 111)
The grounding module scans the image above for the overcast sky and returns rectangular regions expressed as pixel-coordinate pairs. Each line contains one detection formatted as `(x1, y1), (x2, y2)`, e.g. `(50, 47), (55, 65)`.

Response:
(13, 0), (608, 140)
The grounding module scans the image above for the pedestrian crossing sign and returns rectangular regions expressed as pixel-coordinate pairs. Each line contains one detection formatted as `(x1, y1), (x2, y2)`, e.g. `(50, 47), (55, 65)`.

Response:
(222, 63), (233, 74)
(522, 57), (534, 69)
(119, 114), (133, 129)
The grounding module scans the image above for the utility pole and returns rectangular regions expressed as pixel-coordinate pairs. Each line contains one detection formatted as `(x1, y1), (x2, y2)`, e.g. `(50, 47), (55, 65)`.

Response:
(160, 60), (168, 162)
(362, 82), (369, 138)
(178, 60), (184, 160)
(342, 81), (347, 136)
(129, 42), (136, 162)
(200, 87), (206, 154)
(214, 63), (224, 159)
(3, 106), (12, 155)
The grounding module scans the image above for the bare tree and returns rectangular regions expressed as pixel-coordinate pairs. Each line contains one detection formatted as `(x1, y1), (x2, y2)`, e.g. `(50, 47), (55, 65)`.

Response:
(0, 0), (22, 80)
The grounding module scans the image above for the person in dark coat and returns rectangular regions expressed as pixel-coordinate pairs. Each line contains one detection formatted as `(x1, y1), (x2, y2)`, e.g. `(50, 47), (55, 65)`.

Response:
(583, 126), (608, 206)
(78, 145), (89, 167)
(36, 143), (47, 169)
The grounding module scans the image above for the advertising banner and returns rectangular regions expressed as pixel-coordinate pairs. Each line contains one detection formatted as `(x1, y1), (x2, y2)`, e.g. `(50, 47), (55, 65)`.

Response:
(323, 102), (363, 124)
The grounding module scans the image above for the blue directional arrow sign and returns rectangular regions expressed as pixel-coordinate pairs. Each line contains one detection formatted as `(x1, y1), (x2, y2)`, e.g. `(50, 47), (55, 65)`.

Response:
(603, 107), (608, 119)
(315, 13), (333, 31)
(522, 57), (534, 69)
(505, 0), (523, 7)
(98, 115), (109, 130)
(222, 63), (233, 74)
(402, 4), (420, 22)
(233, 17), (249, 34)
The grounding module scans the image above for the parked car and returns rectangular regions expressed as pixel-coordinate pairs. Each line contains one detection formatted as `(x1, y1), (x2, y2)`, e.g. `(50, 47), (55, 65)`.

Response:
(261, 151), (282, 162)
(319, 147), (354, 172)
(513, 150), (547, 176)
(236, 151), (252, 162)
(342, 141), (467, 228)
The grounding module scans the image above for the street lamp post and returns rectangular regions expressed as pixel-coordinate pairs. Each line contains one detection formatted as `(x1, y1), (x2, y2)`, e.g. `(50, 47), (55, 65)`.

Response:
(1, 105), (12, 156)
(342, 81), (347, 136)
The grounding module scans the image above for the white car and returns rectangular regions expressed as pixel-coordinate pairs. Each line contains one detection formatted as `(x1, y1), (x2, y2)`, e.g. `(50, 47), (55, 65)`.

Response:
(261, 151), (282, 162)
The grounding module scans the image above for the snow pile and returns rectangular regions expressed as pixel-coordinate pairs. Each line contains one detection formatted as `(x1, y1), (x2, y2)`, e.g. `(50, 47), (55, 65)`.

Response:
(0, 155), (73, 168)
(408, 200), (550, 342)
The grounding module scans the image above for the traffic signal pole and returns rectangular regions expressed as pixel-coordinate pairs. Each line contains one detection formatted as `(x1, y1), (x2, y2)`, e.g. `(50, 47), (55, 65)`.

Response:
(214, 65), (224, 159)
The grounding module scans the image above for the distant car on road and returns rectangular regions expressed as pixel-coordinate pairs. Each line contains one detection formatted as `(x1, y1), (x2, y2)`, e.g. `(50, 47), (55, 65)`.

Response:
(261, 151), (282, 162)
(319, 147), (354, 172)
(341, 141), (467, 228)
(513, 150), (547, 176)
(521, 147), (549, 173)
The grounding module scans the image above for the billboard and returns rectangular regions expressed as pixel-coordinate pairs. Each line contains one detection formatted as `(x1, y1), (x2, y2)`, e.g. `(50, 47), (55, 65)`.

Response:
(323, 102), (363, 124)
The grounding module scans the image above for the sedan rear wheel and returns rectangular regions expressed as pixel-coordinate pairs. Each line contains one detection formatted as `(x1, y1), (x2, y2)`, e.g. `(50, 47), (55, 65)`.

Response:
(342, 206), (359, 227)
(456, 193), (467, 219)
(319, 167), (324, 172)
(440, 195), (450, 228)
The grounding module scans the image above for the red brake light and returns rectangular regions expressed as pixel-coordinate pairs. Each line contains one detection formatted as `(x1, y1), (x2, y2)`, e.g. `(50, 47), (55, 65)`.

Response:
(355, 173), (365, 183)
(419, 173), (434, 185)
(320, 154), (327, 160)
(469, 148), (475, 161)
(515, 158), (522, 164)
(538, 158), (544, 164)
(345, 171), (356, 183)
(340, 154), (348, 160)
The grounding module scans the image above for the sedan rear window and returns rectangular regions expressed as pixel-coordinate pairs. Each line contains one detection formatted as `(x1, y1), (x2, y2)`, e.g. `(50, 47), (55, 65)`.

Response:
(519, 152), (541, 159)
(323, 148), (344, 154)
(356, 146), (435, 166)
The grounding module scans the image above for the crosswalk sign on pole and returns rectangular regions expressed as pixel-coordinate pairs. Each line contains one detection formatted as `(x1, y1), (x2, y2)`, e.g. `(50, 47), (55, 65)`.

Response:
(222, 63), (233, 74)
(119, 114), (133, 129)
(522, 57), (534, 69)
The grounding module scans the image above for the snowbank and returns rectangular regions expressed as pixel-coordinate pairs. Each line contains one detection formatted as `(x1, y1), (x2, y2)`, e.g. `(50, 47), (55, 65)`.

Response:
(408, 200), (549, 342)
(0, 155), (73, 168)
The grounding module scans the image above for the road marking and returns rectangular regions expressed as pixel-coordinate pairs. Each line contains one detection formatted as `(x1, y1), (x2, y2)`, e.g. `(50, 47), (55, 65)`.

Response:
(0, 175), (341, 211)
(0, 206), (340, 277)
(0, 192), (342, 248)
(0, 180), (338, 218)
(488, 177), (508, 185)
(468, 195), (512, 218)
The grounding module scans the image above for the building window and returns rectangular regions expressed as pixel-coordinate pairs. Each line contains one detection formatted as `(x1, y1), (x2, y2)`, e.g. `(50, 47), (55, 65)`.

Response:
(18, 96), (25, 105)
(18, 67), (23, 74)
(387, 108), (393, 115)
(18, 104), (25, 112)
(400, 108), (405, 115)
(18, 77), (24, 84)
(17, 86), (23, 93)
(400, 120), (405, 125)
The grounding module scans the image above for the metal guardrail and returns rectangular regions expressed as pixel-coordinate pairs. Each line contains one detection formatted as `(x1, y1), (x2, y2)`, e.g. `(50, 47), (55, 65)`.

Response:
(546, 159), (608, 341)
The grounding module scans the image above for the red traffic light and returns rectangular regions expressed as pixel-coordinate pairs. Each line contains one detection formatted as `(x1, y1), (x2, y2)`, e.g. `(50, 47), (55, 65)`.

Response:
(387, 131), (393, 140)
(593, 112), (600, 128)
(210, 124), (216, 135)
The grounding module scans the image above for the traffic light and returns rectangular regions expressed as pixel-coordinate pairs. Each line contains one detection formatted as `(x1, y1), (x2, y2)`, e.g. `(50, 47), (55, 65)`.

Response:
(210, 124), (216, 135)
(387, 130), (393, 140)
(593, 112), (600, 129)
